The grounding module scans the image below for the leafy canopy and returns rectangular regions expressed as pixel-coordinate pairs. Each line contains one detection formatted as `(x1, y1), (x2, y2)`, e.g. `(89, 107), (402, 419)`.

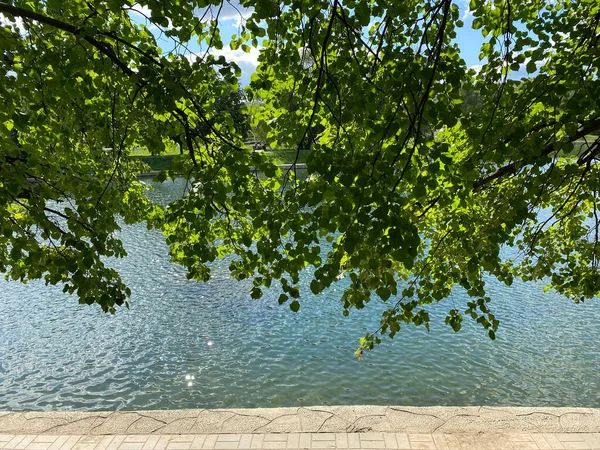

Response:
(1, 0), (599, 353)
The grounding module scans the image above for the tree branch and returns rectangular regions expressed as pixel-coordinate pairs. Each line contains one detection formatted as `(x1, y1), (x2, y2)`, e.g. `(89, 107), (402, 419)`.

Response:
(0, 1), (135, 76)
(474, 116), (600, 190)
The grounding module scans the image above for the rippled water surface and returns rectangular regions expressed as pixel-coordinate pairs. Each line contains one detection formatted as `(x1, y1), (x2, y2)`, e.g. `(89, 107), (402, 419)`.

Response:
(1, 178), (599, 410)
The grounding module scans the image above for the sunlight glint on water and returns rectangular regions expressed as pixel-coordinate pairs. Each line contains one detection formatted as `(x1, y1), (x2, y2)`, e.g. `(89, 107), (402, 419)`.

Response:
(0, 178), (599, 410)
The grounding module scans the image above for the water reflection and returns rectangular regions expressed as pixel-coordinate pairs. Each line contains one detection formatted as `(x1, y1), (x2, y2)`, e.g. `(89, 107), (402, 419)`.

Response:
(0, 178), (598, 410)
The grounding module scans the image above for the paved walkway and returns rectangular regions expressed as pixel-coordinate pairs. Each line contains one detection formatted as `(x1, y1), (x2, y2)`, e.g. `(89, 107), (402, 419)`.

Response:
(2, 432), (600, 450)
(2, 408), (600, 450)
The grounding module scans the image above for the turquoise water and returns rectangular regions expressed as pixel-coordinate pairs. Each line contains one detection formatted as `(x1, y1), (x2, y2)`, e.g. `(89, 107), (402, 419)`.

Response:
(1, 178), (599, 410)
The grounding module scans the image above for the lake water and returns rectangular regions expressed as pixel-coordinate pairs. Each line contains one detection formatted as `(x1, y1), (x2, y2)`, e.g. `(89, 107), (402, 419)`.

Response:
(1, 178), (599, 411)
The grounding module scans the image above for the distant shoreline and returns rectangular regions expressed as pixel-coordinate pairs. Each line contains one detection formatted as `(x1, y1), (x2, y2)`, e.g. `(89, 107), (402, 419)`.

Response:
(136, 163), (308, 178)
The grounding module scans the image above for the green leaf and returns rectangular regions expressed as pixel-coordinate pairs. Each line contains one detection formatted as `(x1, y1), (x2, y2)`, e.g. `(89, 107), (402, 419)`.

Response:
(310, 279), (321, 294)
(289, 300), (300, 312)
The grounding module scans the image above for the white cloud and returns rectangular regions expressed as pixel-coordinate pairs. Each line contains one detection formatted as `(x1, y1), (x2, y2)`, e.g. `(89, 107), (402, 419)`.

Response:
(0, 13), (26, 34)
(469, 64), (483, 74)
(129, 3), (152, 19)
(188, 45), (261, 85)
(195, 0), (254, 27)
(461, 0), (474, 20)
(214, 46), (260, 75)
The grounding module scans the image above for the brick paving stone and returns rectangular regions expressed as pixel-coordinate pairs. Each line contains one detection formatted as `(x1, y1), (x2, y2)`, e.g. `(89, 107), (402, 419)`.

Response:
(286, 434), (299, 449)
(511, 442), (540, 450)
(217, 437), (241, 443)
(74, 436), (104, 450)
(382, 433), (396, 449)
(33, 438), (58, 444)
(264, 437), (287, 443)
(581, 434), (600, 448)
(345, 435), (360, 450)
(511, 436), (536, 443)
(561, 443), (591, 450)
(335, 434), (347, 449)
(5, 436), (27, 449)
(153, 437), (171, 450)
(47, 436), (70, 450)
(119, 442), (145, 450)
(170, 438), (194, 444)
(409, 434), (434, 443)
(0, 437), (15, 443)
(431, 434), (448, 450)
(95, 436), (115, 450)
(298, 434), (311, 450)
(358, 435), (382, 443)
(202, 436), (218, 450)
(166, 443), (193, 450)
(249, 436), (263, 450)
(124, 438), (149, 444)
(312, 436), (335, 443)
(190, 436), (206, 450)
(441, 435), (461, 450)
(107, 437), (126, 450)
(455, 434), (482, 450)
(238, 437), (252, 450)
(25, 442), (52, 450)
(213, 442), (238, 450)
(358, 441), (383, 449)
(262, 442), (286, 450)
(60, 436), (83, 450)
(142, 436), (160, 450)
(531, 435), (551, 449)
(392, 435), (408, 450)
(15, 436), (36, 450)
(542, 435), (566, 450)
(557, 436), (588, 443)
(408, 442), (436, 450)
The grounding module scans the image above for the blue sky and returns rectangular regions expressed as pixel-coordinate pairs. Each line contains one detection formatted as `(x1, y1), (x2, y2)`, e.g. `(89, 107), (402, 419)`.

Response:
(129, 0), (488, 85)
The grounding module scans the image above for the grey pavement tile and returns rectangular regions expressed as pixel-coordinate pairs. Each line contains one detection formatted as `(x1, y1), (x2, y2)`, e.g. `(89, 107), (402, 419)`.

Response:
(106, 436), (126, 450)
(190, 437), (206, 450)
(393, 435), (409, 450)
(141, 436), (160, 450)
(286, 435), (299, 449)
(311, 436), (334, 443)
(249, 436), (263, 450)
(431, 434), (448, 450)
(297, 435), (311, 450)
(25, 442), (52, 450)
(408, 434), (434, 443)
(202, 436), (218, 450)
(119, 443), (145, 450)
(59, 436), (83, 450)
(5, 436), (27, 450)
(15, 436), (36, 450)
(213, 443), (237, 450)
(407, 442), (436, 450)
(33, 438), (58, 444)
(47, 436), (70, 450)
(510, 442), (540, 450)
(561, 442), (591, 450)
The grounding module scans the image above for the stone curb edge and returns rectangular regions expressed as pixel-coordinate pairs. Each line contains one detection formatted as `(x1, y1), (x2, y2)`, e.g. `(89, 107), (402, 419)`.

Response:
(1, 406), (600, 435)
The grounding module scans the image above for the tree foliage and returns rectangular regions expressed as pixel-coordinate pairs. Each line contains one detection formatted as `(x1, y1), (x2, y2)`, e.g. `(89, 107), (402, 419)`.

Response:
(1, 0), (599, 352)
